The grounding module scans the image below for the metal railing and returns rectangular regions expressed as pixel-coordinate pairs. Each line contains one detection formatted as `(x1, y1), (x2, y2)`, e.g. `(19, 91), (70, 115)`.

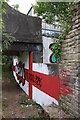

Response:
(42, 28), (61, 38)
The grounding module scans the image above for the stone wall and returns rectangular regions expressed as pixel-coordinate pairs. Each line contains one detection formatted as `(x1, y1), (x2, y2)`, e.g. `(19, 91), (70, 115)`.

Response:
(59, 2), (80, 117)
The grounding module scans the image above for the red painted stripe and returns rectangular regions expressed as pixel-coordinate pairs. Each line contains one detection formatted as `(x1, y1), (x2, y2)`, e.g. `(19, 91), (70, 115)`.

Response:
(15, 69), (59, 101)
(25, 69), (60, 101)
(29, 52), (33, 99)
(29, 51), (33, 71)
(13, 65), (16, 71)
(13, 64), (73, 101)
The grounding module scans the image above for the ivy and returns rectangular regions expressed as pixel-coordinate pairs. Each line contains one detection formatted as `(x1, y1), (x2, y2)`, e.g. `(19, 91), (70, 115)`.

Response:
(3, 33), (16, 49)
(0, 0), (19, 50)
(33, 2), (74, 63)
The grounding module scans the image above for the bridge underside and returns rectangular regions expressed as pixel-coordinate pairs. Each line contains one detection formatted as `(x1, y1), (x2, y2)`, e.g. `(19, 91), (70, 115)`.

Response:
(2, 4), (42, 57)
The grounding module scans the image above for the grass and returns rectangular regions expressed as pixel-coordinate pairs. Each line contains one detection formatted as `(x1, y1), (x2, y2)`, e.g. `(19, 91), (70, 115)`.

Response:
(2, 64), (15, 83)
(2, 63), (50, 119)
(19, 95), (36, 106)
(0, 64), (2, 77)
(0, 101), (2, 109)
(2, 100), (8, 110)
(28, 113), (40, 120)
(19, 95), (50, 119)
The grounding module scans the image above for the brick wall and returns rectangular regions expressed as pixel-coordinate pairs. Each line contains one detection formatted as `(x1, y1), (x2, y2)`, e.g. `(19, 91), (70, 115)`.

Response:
(59, 2), (80, 117)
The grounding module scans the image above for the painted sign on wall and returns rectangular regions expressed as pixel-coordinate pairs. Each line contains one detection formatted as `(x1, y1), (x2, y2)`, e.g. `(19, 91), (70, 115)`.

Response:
(49, 43), (56, 63)
(13, 52), (73, 106)
(13, 63), (73, 104)
(49, 42), (61, 63)
(14, 63), (60, 102)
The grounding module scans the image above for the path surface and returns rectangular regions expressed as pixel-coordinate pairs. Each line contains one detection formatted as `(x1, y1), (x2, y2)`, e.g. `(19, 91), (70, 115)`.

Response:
(2, 65), (71, 119)
(2, 67), (49, 119)
(0, 75), (2, 120)
(42, 104), (71, 118)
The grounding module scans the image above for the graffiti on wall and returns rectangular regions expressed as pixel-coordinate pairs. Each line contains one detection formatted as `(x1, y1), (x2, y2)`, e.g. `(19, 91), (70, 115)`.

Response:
(15, 61), (42, 87)
(49, 43), (61, 63)
(25, 70), (42, 87)
(13, 61), (73, 102)
(16, 61), (25, 86)
(14, 62), (60, 101)
(49, 43), (56, 63)
(59, 69), (73, 97)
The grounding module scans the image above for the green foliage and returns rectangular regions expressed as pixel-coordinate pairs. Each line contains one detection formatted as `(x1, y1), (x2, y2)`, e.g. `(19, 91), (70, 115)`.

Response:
(2, 55), (13, 71)
(2, 55), (12, 64)
(51, 39), (61, 63)
(20, 95), (35, 105)
(2, 100), (8, 110)
(28, 106), (49, 120)
(34, 2), (73, 25)
(0, 0), (19, 50)
(12, 4), (19, 11)
(59, 96), (64, 110)
(0, 0), (9, 15)
(3, 33), (16, 49)
(33, 2), (74, 63)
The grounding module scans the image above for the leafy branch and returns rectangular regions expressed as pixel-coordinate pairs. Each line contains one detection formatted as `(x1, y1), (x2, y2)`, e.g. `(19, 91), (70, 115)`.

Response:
(3, 33), (16, 49)
(0, 0), (19, 50)
(33, 2), (74, 63)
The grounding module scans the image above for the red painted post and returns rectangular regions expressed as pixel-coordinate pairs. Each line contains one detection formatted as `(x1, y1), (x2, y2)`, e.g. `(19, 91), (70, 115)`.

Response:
(29, 51), (33, 99)
(29, 51), (33, 71)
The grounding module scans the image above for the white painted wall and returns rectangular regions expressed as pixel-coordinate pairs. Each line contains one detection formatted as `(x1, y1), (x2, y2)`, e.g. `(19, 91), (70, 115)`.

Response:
(33, 63), (58, 105)
(28, 7), (60, 64)
(13, 53), (29, 95)
(13, 52), (59, 106)
(43, 36), (55, 64)
(32, 86), (58, 106)
(33, 63), (49, 75)
(13, 56), (18, 79)
(19, 52), (29, 69)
